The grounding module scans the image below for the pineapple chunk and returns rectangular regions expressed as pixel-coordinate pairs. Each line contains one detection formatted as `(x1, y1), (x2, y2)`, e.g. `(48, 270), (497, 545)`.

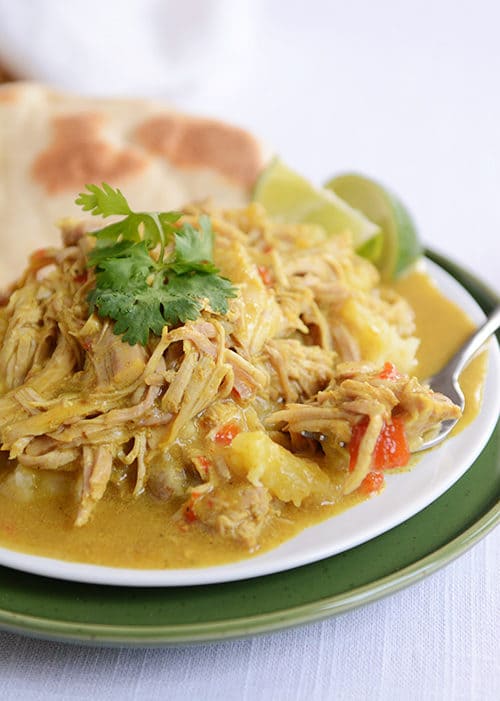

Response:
(226, 431), (330, 506)
(339, 298), (418, 374)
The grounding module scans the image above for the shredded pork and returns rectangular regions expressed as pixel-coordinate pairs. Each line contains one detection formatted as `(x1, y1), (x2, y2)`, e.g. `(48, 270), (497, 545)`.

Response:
(0, 203), (462, 547)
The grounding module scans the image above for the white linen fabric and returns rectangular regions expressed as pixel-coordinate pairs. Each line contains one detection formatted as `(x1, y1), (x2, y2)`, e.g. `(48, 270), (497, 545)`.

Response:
(0, 0), (253, 99)
(0, 1), (498, 699)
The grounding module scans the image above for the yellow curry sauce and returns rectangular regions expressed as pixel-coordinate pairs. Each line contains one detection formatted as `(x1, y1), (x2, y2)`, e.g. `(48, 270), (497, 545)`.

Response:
(0, 269), (487, 568)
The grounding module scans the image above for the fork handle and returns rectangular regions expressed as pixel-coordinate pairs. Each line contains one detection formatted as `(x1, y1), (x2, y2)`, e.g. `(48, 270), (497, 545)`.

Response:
(448, 305), (500, 381)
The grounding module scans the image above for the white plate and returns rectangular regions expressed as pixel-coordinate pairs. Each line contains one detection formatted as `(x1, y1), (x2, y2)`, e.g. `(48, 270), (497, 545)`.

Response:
(0, 259), (498, 586)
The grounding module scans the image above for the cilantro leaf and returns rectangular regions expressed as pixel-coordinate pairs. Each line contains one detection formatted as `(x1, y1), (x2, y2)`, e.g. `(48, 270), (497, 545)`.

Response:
(76, 183), (238, 345)
(76, 183), (131, 217)
(87, 281), (167, 346)
(166, 271), (237, 318)
(77, 184), (181, 250)
(87, 270), (236, 346)
(169, 216), (218, 274)
(89, 242), (154, 292)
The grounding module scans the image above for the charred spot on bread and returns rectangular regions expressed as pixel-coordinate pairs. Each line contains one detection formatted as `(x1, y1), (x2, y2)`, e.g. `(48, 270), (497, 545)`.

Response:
(32, 113), (147, 194)
(134, 114), (262, 189)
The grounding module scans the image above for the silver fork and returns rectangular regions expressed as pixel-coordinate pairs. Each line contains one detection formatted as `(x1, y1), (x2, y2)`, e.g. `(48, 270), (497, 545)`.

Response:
(416, 304), (500, 451)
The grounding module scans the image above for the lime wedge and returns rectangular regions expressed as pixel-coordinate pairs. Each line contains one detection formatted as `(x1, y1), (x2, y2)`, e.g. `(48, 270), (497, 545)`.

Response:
(253, 159), (380, 251)
(325, 173), (422, 280)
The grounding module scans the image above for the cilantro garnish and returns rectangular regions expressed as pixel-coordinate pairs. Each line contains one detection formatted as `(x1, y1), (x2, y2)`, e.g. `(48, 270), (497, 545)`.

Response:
(76, 183), (237, 346)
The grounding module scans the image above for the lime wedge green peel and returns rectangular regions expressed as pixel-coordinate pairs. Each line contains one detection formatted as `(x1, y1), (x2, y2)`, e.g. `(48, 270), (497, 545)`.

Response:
(253, 159), (381, 253)
(252, 159), (422, 280)
(325, 173), (422, 280)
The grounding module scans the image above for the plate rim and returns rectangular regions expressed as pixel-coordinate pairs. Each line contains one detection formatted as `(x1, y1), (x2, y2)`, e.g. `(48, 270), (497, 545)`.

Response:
(0, 250), (498, 645)
(0, 488), (498, 646)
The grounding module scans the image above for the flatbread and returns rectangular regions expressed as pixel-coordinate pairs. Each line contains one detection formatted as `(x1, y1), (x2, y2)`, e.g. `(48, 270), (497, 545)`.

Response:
(0, 82), (270, 284)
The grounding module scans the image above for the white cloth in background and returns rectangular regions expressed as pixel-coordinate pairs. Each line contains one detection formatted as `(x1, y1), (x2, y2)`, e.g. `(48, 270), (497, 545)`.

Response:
(0, 0), (253, 98)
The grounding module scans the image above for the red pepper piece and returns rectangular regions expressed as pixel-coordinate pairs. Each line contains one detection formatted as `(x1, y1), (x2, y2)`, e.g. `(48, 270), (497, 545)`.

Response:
(74, 271), (88, 285)
(359, 471), (385, 494)
(349, 416), (410, 472)
(372, 417), (410, 469)
(378, 362), (400, 380)
(214, 422), (241, 446)
(184, 505), (197, 523)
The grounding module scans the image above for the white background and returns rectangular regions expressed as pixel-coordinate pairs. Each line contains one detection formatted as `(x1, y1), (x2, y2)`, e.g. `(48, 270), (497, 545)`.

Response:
(0, 1), (499, 699)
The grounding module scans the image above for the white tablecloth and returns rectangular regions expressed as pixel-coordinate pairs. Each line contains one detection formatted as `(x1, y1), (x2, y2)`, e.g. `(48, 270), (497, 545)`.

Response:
(0, 1), (499, 699)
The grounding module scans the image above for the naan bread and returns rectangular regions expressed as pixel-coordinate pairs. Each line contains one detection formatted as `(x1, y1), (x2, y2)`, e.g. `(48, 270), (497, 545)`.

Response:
(0, 82), (270, 284)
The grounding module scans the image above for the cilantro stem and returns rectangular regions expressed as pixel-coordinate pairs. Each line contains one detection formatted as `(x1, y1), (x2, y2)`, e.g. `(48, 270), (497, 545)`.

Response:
(149, 212), (166, 260)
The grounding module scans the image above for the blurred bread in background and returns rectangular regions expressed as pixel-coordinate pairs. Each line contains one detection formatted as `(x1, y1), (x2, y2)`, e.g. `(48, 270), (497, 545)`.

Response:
(0, 82), (270, 285)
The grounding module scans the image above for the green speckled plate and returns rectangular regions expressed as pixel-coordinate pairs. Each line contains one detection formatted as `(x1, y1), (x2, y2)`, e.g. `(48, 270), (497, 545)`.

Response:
(0, 252), (498, 646)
